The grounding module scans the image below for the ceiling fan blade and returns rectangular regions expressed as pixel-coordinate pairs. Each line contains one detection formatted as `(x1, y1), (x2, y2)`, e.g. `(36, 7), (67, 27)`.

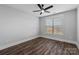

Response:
(41, 4), (44, 7)
(44, 5), (53, 10)
(33, 10), (41, 12)
(45, 11), (50, 13)
(37, 4), (42, 10)
(40, 12), (42, 15)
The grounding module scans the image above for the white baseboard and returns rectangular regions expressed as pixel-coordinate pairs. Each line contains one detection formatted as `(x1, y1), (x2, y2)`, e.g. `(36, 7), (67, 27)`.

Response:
(40, 35), (79, 48)
(76, 42), (79, 49)
(0, 35), (39, 50)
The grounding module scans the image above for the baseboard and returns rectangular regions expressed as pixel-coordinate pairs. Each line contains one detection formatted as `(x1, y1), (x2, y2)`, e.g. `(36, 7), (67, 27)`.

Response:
(76, 42), (79, 49)
(0, 35), (39, 50)
(40, 35), (79, 48)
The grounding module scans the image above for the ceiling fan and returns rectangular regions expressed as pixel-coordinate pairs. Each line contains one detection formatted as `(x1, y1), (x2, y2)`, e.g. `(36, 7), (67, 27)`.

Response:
(33, 4), (53, 15)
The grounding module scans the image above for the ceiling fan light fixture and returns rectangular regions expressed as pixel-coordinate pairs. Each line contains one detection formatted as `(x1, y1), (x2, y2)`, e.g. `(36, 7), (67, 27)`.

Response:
(33, 4), (53, 15)
(41, 10), (44, 13)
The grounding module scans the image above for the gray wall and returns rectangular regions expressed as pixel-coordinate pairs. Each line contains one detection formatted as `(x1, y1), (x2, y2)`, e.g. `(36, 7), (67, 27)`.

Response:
(39, 9), (77, 42)
(0, 5), (39, 48)
(77, 7), (79, 43)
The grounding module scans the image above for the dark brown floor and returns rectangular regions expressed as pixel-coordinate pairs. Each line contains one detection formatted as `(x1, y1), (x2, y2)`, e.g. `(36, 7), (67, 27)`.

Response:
(0, 37), (79, 55)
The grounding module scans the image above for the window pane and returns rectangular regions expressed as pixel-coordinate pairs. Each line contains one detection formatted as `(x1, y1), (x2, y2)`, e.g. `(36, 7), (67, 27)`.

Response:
(54, 18), (64, 35)
(46, 19), (53, 26)
(45, 19), (54, 34)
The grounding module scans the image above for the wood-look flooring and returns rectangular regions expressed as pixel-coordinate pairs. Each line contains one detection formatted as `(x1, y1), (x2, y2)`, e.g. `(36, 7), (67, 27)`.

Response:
(0, 37), (79, 55)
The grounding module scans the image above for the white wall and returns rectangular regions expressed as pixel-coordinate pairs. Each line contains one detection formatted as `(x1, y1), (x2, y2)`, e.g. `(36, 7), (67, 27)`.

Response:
(64, 9), (77, 42)
(0, 5), (39, 49)
(76, 6), (79, 48)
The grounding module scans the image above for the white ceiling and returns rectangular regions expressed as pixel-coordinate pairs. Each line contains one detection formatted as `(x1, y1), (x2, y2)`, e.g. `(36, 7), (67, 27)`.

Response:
(6, 4), (79, 17)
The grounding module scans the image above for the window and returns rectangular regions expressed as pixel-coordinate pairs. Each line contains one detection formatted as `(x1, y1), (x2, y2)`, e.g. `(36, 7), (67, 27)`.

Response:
(45, 15), (64, 35)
